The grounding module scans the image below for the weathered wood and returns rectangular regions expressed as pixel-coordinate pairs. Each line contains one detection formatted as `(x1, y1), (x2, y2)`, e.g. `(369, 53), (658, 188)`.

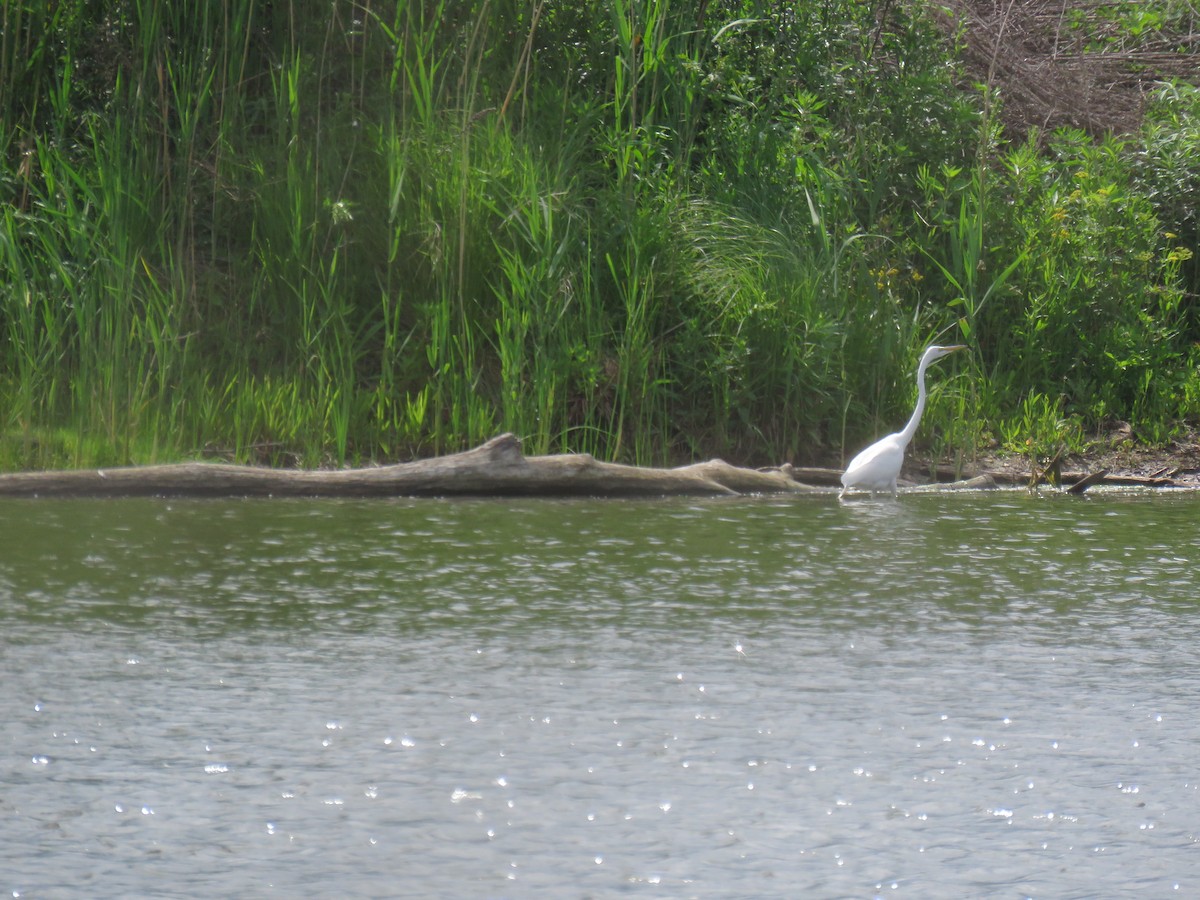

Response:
(1067, 469), (1109, 494)
(777, 465), (843, 486)
(1059, 471), (1174, 489)
(912, 474), (999, 491)
(0, 433), (818, 499)
(0, 434), (1178, 499)
(927, 464), (1178, 489)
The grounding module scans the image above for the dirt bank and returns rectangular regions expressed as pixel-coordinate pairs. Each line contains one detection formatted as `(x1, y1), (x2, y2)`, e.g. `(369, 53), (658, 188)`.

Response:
(911, 424), (1200, 489)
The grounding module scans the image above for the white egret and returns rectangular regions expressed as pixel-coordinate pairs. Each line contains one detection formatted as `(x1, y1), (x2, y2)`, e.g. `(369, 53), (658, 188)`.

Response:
(839, 344), (966, 499)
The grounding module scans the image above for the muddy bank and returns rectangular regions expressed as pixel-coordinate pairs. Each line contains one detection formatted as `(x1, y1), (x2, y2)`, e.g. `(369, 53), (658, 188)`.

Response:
(909, 424), (1200, 491)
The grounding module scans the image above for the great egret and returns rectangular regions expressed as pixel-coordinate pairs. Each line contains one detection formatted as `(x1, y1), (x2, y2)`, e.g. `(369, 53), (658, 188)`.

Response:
(839, 344), (966, 499)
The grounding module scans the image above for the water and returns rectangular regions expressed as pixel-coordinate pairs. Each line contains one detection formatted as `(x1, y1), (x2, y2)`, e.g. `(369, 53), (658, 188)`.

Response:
(2, 491), (1199, 898)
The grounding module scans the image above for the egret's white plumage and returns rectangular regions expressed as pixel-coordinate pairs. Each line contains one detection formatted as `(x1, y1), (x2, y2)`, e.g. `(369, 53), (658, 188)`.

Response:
(839, 344), (966, 499)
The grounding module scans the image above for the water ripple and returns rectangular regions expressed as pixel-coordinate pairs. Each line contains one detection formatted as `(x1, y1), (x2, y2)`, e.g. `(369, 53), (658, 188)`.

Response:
(2, 494), (1200, 896)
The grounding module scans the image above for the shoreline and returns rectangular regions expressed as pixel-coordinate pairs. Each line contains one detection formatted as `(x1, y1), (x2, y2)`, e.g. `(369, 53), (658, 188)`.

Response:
(909, 424), (1200, 490)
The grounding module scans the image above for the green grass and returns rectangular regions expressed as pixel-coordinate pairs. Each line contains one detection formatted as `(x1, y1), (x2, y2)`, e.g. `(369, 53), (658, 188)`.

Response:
(0, 0), (1197, 471)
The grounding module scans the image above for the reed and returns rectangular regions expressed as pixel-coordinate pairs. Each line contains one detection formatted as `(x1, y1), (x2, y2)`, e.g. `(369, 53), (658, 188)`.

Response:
(0, 0), (1196, 473)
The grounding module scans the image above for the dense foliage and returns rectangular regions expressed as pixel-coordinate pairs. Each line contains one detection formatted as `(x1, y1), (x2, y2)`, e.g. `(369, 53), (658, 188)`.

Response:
(0, 0), (1197, 469)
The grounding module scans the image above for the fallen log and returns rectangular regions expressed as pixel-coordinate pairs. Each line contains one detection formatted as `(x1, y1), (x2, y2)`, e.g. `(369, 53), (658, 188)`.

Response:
(3, 435), (1173, 499)
(778, 465), (843, 486)
(1066, 469), (1109, 494)
(0, 433), (818, 499)
(910, 474), (999, 491)
(927, 464), (1178, 489)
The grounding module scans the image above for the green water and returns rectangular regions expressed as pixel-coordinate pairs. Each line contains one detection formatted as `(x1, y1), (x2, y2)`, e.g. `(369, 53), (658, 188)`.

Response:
(3, 492), (1199, 897)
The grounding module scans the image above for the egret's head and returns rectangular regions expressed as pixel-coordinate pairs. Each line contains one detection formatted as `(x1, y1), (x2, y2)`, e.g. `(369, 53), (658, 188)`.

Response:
(922, 344), (967, 364)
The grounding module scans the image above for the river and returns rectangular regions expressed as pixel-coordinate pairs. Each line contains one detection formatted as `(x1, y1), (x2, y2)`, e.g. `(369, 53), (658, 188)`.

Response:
(2, 491), (1198, 898)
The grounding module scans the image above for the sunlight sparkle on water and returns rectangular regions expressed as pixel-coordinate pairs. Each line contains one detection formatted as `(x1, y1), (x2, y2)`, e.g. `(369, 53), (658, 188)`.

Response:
(6, 492), (1200, 897)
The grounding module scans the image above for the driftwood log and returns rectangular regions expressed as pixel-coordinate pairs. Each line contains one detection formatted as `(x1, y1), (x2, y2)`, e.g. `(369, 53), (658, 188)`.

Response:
(925, 464), (1177, 491)
(0, 433), (819, 499)
(0, 433), (1171, 499)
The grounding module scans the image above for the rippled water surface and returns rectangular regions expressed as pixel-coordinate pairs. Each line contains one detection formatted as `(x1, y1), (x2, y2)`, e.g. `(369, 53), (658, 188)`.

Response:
(3, 491), (1199, 898)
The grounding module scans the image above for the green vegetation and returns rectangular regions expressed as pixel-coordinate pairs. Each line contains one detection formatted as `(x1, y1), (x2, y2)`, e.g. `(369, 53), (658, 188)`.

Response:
(0, 0), (1197, 471)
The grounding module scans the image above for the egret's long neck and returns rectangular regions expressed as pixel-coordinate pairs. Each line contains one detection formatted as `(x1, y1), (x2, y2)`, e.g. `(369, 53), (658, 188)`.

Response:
(897, 357), (932, 446)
